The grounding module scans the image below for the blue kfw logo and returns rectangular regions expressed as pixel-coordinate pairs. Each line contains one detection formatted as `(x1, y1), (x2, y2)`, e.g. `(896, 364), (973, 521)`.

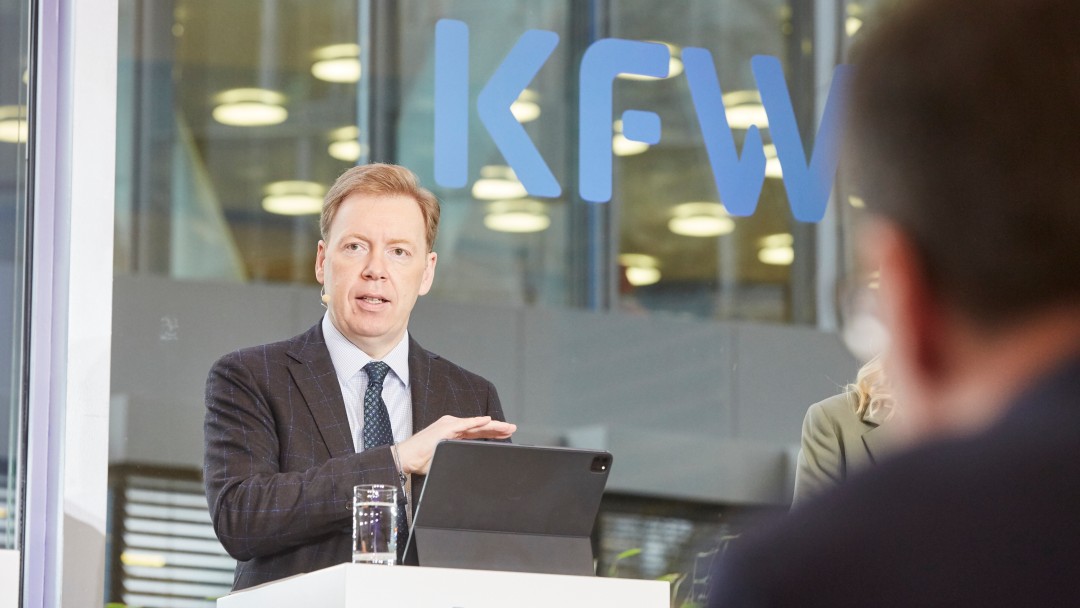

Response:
(433, 19), (851, 223)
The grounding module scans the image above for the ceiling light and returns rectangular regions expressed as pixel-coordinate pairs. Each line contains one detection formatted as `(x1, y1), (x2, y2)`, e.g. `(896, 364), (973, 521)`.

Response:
(722, 90), (768, 130)
(327, 125), (368, 162)
(758, 232), (795, 266)
(212, 88), (288, 127)
(312, 43), (361, 83)
(759, 232), (794, 248)
(847, 2), (865, 37)
(262, 180), (325, 215)
(668, 202), (735, 237)
(617, 42), (683, 81)
(0, 105), (28, 143)
(625, 267), (661, 286)
(472, 165), (527, 200)
(612, 119), (650, 156)
(618, 253), (662, 286)
(848, 195), (865, 208)
(764, 143), (783, 178)
(510, 89), (541, 123)
(846, 17), (863, 37)
(329, 140), (367, 163)
(613, 133), (650, 156)
(484, 199), (550, 233)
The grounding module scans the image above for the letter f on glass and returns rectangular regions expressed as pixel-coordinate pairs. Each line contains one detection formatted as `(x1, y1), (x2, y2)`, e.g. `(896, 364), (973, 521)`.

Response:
(579, 40), (669, 203)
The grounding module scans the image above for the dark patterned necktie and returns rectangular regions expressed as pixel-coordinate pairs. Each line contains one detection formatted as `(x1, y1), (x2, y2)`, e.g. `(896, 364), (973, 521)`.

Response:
(362, 361), (394, 450)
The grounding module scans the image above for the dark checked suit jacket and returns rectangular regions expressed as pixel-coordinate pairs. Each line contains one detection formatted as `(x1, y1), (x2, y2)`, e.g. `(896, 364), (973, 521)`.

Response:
(203, 321), (505, 591)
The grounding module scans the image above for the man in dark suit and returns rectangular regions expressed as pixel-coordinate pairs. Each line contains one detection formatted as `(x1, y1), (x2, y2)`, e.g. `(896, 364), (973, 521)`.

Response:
(708, 0), (1080, 605)
(204, 163), (516, 590)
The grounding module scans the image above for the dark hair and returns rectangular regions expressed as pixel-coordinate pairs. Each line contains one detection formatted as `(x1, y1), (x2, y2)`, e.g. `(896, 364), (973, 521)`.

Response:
(321, 163), (440, 251)
(847, 0), (1080, 326)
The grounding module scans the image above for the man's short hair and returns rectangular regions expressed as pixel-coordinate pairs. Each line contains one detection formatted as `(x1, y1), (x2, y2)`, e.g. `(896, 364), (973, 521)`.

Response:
(321, 163), (441, 251)
(848, 0), (1080, 326)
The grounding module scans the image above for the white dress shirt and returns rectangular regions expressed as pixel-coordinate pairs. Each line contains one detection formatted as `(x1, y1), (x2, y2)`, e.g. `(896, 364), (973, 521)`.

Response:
(322, 313), (414, 452)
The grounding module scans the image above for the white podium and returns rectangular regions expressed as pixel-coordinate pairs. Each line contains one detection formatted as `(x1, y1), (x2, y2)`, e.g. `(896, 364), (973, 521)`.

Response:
(217, 564), (670, 608)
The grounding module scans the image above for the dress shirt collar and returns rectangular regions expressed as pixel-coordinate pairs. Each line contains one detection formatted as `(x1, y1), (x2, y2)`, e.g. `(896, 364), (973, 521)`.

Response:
(322, 313), (411, 387)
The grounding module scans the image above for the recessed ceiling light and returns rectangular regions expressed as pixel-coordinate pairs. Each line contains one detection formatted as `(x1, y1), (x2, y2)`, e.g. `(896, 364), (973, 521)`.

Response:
(626, 267), (661, 286)
(668, 202), (735, 237)
(312, 43), (361, 83)
(764, 143), (783, 178)
(722, 90), (768, 130)
(758, 246), (795, 266)
(510, 89), (541, 123)
(617, 42), (683, 81)
(327, 125), (368, 162)
(612, 119), (650, 156)
(613, 133), (650, 156)
(0, 105), (28, 143)
(618, 253), (662, 286)
(262, 180), (325, 215)
(758, 232), (795, 266)
(484, 199), (550, 233)
(472, 165), (527, 200)
(846, 16), (863, 37)
(212, 88), (288, 127)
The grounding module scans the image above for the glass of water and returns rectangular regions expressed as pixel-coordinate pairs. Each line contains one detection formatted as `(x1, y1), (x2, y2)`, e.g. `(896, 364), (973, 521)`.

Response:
(352, 484), (398, 565)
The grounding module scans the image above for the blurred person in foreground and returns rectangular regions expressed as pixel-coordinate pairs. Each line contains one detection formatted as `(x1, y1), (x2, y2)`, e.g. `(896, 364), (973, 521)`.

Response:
(708, 0), (1080, 605)
(791, 356), (896, 506)
(204, 163), (515, 590)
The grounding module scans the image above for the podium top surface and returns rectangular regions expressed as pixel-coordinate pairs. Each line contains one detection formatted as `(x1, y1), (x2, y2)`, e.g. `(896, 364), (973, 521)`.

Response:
(218, 563), (670, 608)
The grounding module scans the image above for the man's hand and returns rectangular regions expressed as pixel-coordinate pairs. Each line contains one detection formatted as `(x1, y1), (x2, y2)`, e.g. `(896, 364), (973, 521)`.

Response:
(397, 415), (516, 475)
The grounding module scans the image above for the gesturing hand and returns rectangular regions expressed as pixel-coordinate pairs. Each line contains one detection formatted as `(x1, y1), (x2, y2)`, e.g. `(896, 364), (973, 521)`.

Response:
(396, 415), (516, 475)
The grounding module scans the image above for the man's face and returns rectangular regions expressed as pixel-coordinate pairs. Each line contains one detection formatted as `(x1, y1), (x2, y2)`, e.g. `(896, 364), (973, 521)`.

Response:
(316, 193), (437, 358)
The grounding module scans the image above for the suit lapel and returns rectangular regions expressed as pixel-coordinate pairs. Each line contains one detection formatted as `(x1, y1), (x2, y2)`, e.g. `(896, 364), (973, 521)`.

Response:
(408, 336), (442, 433)
(407, 337), (442, 512)
(287, 323), (355, 458)
(861, 425), (885, 465)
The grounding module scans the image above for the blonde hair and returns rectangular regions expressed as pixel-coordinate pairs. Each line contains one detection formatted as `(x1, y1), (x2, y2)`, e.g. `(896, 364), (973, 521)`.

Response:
(847, 355), (894, 419)
(321, 163), (440, 251)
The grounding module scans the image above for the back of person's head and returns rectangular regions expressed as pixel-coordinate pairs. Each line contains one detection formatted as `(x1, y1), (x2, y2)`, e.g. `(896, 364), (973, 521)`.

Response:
(849, 355), (894, 421)
(848, 0), (1080, 328)
(321, 163), (441, 251)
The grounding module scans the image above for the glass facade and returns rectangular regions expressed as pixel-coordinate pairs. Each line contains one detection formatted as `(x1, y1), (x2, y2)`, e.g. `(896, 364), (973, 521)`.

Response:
(107, 0), (882, 602)
(114, 0), (869, 321)
(0, 0), (31, 552)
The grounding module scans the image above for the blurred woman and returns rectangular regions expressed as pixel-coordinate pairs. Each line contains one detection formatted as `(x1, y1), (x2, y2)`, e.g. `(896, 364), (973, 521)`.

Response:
(792, 355), (895, 506)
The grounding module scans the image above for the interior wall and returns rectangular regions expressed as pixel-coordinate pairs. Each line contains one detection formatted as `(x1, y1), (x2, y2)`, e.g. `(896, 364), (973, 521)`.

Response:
(110, 274), (856, 505)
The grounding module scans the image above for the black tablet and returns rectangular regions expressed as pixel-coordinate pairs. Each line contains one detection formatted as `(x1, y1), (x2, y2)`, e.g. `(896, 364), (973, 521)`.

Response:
(403, 440), (613, 576)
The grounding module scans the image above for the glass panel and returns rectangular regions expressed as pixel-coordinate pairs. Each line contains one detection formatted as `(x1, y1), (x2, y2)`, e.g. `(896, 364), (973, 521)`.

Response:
(395, 0), (578, 308)
(115, 0), (359, 283)
(609, 0), (809, 323)
(0, 0), (31, 551)
(111, 0), (869, 596)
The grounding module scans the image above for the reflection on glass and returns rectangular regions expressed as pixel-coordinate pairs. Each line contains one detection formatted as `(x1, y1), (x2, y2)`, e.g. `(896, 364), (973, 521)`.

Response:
(0, 0), (30, 551)
(108, 0), (879, 597)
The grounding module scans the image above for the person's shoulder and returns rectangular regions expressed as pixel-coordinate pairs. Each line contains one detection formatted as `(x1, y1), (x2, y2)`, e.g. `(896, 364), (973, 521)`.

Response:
(410, 338), (495, 388)
(802, 391), (859, 433)
(712, 440), (967, 603)
(213, 324), (322, 368)
(809, 391), (857, 418)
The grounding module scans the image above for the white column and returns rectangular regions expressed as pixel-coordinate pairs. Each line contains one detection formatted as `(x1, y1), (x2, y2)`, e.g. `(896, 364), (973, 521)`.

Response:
(23, 0), (118, 606)
(0, 549), (17, 608)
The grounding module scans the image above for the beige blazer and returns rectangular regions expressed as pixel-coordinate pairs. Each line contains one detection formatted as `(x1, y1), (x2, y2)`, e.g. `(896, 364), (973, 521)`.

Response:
(792, 392), (892, 506)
